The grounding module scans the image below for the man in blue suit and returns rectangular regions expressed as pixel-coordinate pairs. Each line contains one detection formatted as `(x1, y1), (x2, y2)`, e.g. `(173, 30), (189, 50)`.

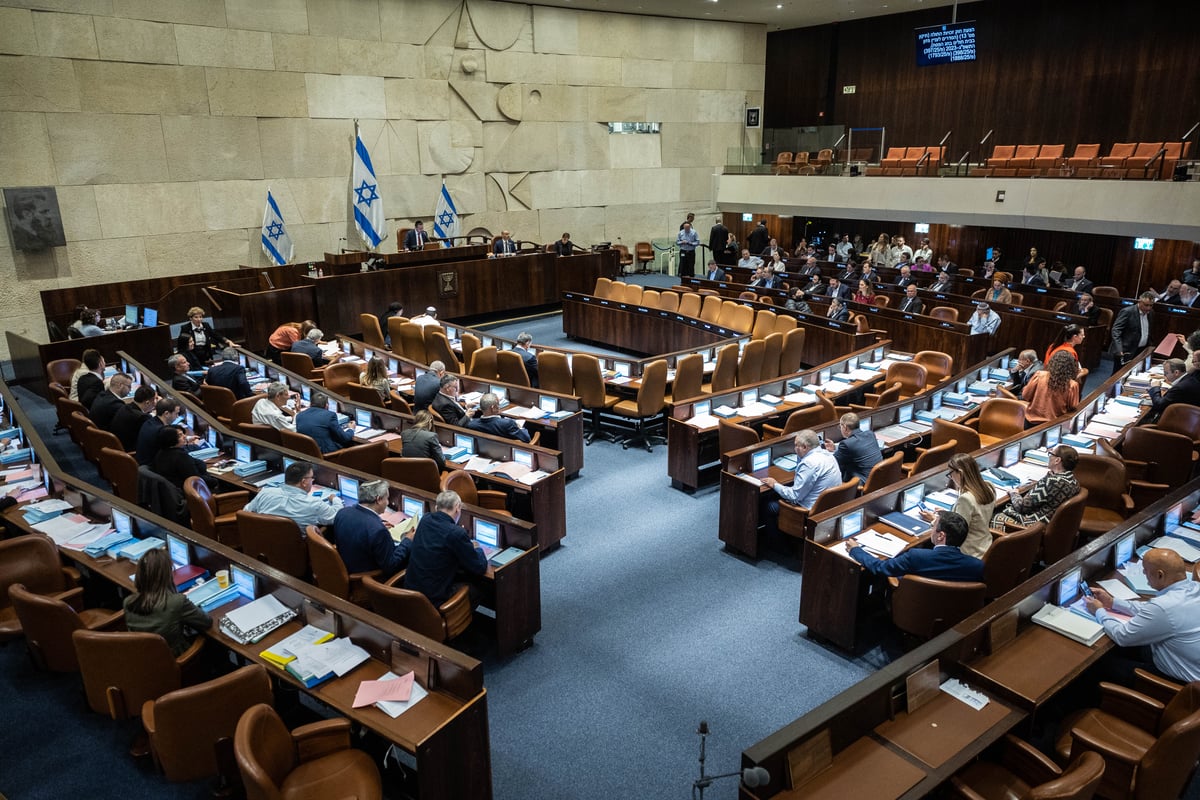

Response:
(404, 220), (428, 251)
(515, 332), (539, 388)
(296, 391), (356, 453)
(826, 412), (882, 485)
(849, 511), (984, 582)
(330, 479), (410, 577)
(204, 347), (254, 400)
(467, 393), (531, 443)
(405, 490), (489, 606)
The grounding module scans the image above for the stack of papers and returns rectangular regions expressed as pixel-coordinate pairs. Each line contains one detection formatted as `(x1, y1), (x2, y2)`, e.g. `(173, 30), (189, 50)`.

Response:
(1118, 563), (1154, 594)
(1148, 536), (1200, 562)
(364, 671), (429, 718)
(736, 401), (776, 417)
(284, 637), (370, 688)
(22, 498), (72, 525)
(853, 529), (908, 558)
(781, 392), (816, 405)
(219, 594), (296, 644)
(501, 405), (547, 420)
(684, 413), (719, 430)
(261, 625), (335, 668)
(1031, 603), (1105, 646)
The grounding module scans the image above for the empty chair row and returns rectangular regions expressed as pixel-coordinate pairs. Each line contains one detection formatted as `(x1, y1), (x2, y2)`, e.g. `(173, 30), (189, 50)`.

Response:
(973, 141), (1191, 179)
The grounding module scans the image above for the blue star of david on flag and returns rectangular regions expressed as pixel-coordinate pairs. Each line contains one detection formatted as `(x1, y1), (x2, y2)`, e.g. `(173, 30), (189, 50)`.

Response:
(260, 189), (293, 266)
(352, 130), (385, 248)
(433, 182), (460, 247)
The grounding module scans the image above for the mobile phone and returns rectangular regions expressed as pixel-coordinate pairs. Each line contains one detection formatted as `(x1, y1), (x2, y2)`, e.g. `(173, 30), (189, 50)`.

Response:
(1080, 581), (1094, 598)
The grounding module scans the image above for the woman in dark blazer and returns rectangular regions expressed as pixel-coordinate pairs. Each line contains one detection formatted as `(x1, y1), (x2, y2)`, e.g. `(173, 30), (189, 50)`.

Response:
(176, 306), (228, 369)
(123, 547), (212, 655)
(400, 410), (446, 472)
(152, 426), (209, 491)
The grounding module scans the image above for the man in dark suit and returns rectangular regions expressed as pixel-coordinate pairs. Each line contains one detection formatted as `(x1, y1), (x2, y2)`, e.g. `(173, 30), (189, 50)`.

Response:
(75, 349), (106, 407)
(137, 398), (182, 465)
(432, 374), (470, 427)
(414, 362), (446, 410)
(492, 230), (518, 255)
(895, 265), (918, 290)
(936, 255), (958, 274)
(827, 297), (850, 322)
(826, 412), (882, 484)
(330, 479), (410, 577)
(839, 261), (861, 283)
(1064, 265), (1095, 294)
(746, 221), (769, 255)
(849, 511), (984, 582)
(1008, 350), (1042, 395)
(205, 348), (254, 400)
(704, 261), (727, 281)
(404, 220), (429, 251)
(296, 391), (356, 453)
(1148, 355), (1200, 418)
(928, 269), (955, 293)
(1110, 292), (1156, 368)
(404, 490), (489, 606)
(468, 393), (531, 442)
(167, 354), (201, 395)
(553, 232), (578, 256)
(897, 283), (924, 314)
(708, 217), (729, 265)
(110, 386), (157, 451)
(825, 277), (852, 301)
(515, 332), (539, 388)
(90, 373), (132, 431)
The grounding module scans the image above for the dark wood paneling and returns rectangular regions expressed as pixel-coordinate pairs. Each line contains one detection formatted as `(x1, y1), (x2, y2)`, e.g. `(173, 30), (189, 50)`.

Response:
(766, 0), (1200, 158)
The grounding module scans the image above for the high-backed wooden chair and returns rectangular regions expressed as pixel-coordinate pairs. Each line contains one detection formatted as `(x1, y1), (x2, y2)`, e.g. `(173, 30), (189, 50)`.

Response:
(235, 704), (382, 800)
(779, 327), (806, 375)
(968, 398), (1027, 447)
(397, 322), (428, 365)
(496, 350), (530, 387)
(666, 353), (704, 404)
(143, 664), (273, 784)
(760, 332), (784, 381)
(468, 346), (498, 380)
(1074, 455), (1134, 537)
(362, 574), (472, 643)
(73, 629), (203, 721)
(950, 735), (1104, 800)
(7, 583), (123, 672)
(700, 294), (723, 323)
(890, 575), (987, 641)
(381, 457), (442, 494)
(862, 451), (904, 495)
(737, 339), (765, 385)
(678, 292), (702, 318)
(306, 526), (379, 605)
(981, 523), (1043, 599)
(183, 476), (248, 548)
(538, 351), (573, 396)
(612, 359), (668, 451)
(1038, 487), (1089, 565)
(99, 446), (139, 503)
(912, 351), (954, 386)
(635, 241), (654, 273)
(710, 343), (739, 393)
(0, 534), (81, 642)
(359, 313), (386, 349)
(236, 510), (309, 579)
(572, 353), (619, 443)
(887, 361), (929, 399)
(424, 328), (461, 372)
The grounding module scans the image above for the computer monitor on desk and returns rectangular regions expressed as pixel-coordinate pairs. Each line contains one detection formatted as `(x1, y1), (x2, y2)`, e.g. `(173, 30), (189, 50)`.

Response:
(166, 534), (189, 568)
(124, 304), (138, 327)
(474, 518), (500, 550)
(455, 433), (475, 455)
(142, 308), (158, 328)
(235, 442), (252, 464)
(402, 496), (424, 520)
(1113, 532), (1135, 569)
(901, 484), (925, 512)
(338, 475), (360, 504)
(839, 509), (864, 539)
(750, 449), (770, 473)
(1056, 566), (1083, 606)
(112, 507), (134, 538)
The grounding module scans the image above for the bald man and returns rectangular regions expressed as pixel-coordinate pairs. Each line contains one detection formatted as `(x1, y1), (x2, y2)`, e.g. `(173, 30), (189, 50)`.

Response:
(1086, 548), (1200, 683)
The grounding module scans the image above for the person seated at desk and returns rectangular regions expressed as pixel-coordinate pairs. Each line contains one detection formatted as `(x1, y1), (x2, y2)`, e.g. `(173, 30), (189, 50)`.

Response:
(137, 397), (184, 466)
(1064, 265), (1095, 294)
(291, 327), (340, 368)
(152, 426), (210, 491)
(124, 548), (211, 657)
(796, 256), (821, 278)
(432, 374), (470, 427)
(401, 410), (446, 472)
(410, 306), (442, 328)
(167, 353), (200, 395)
(252, 382), (297, 432)
(911, 255), (933, 273)
(176, 306), (228, 369)
(737, 249), (763, 270)
(1179, 283), (1200, 309)
(784, 288), (811, 314)
(1008, 349), (1042, 395)
(1153, 279), (1183, 304)
(825, 412), (882, 485)
(766, 252), (787, 275)
(968, 302), (1002, 336)
(762, 430), (842, 523)
(515, 332), (539, 388)
(244, 461), (339, 528)
(992, 445), (1080, 528)
(553, 231), (580, 257)
(920, 454), (996, 559)
(853, 280), (877, 305)
(823, 276), (853, 301)
(1147, 353), (1200, 419)
(826, 297), (850, 322)
(72, 349), (105, 405)
(704, 261), (727, 281)
(110, 385), (157, 451)
(850, 510), (984, 581)
(404, 489), (488, 607)
(760, 237), (784, 262)
(415, 362), (446, 410)
(359, 356), (391, 403)
(404, 220), (429, 251)
(204, 347), (254, 400)
(1073, 291), (1100, 325)
(897, 283), (924, 314)
(492, 229), (519, 256)
(296, 391), (355, 453)
(928, 269), (955, 293)
(468, 393), (531, 443)
(1022, 351), (1081, 426)
(1085, 548), (1200, 684)
(859, 263), (880, 286)
(71, 307), (105, 338)
(986, 273), (1013, 305)
(90, 372), (133, 431)
(1045, 323), (1086, 367)
(330, 479), (411, 577)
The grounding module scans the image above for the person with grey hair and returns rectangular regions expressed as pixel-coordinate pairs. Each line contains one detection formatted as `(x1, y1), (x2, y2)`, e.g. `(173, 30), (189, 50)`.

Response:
(1008, 349), (1042, 394)
(251, 381), (296, 431)
(404, 489), (488, 607)
(514, 332), (539, 387)
(761, 429), (842, 532)
(244, 460), (339, 528)
(167, 353), (200, 394)
(330, 479), (410, 576)
(415, 361), (446, 410)
(432, 373), (469, 427)
(296, 390), (354, 453)
(290, 326), (340, 367)
(204, 346), (254, 399)
(90, 372), (133, 430)
(468, 392), (531, 442)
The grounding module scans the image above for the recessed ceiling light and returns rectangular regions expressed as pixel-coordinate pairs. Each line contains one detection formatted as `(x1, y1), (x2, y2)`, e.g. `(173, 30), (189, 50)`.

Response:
(776, 3), (782, 7)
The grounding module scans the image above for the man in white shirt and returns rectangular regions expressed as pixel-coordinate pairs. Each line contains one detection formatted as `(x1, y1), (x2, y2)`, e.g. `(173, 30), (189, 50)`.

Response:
(913, 238), (933, 265)
(410, 306), (442, 328)
(1086, 548), (1200, 683)
(252, 382), (297, 431)
(762, 430), (842, 527)
(835, 234), (853, 262)
(244, 461), (339, 528)
(968, 302), (1001, 335)
(737, 249), (763, 270)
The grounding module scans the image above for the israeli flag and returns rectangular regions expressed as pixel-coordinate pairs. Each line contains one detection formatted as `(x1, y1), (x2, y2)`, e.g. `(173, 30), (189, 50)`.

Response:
(260, 190), (293, 266)
(433, 182), (459, 247)
(351, 127), (385, 249)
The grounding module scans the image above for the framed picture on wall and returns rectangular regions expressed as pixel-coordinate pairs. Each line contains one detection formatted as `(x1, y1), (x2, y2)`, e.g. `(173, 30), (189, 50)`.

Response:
(4, 186), (66, 251)
(745, 107), (761, 129)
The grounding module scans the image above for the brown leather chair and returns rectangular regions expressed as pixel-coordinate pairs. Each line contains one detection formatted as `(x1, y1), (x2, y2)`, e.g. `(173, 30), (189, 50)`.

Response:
(396, 322), (428, 365)
(8, 583), (123, 672)
(778, 476), (859, 539)
(382, 457), (442, 494)
(889, 574), (987, 640)
(1074, 454), (1134, 537)
(326, 439), (387, 476)
(387, 316), (410, 352)
(1038, 487), (1089, 565)
(862, 451), (904, 495)
(1055, 680), (1200, 800)
(280, 351), (317, 379)
(1092, 285), (1120, 298)
(320, 361), (361, 398)
(724, 302), (754, 333)
(1065, 143), (1101, 170)
(778, 327), (806, 376)
(751, 309), (777, 340)
(737, 339), (765, 385)
(388, 391), (413, 414)
(1153, 403), (1200, 454)
(594, 276), (612, 297)
(981, 523), (1043, 599)
(534, 351), (571, 396)
(100, 446), (139, 503)
(235, 421), (282, 446)
(184, 476), (249, 548)
(572, 353), (619, 443)
(902, 438), (959, 477)
(468, 345), (498, 380)
(199, 384), (237, 422)
(700, 294), (723, 323)
(641, 289), (661, 307)
(441, 469), (509, 515)
(424, 329), (461, 373)
(235, 703), (383, 800)
(759, 332), (784, 381)
(1116, 427), (1194, 505)
(856, 381), (902, 410)
(73, 629), (204, 720)
(56, 396), (88, 437)
(496, 349), (530, 386)
(912, 351), (954, 386)
(931, 417), (982, 454)
(613, 359), (668, 451)
(279, 428), (325, 460)
(886, 361), (929, 399)
(658, 291), (680, 314)
(929, 306), (959, 323)
(678, 292), (702, 318)
(306, 526), (380, 605)
(67, 409), (94, 446)
(47, 357), (81, 389)
(718, 419), (759, 457)
(710, 343), (739, 393)
(949, 734), (1104, 800)
(0, 534), (81, 641)
(363, 572), (472, 642)
(347, 381), (386, 408)
(614, 243), (633, 275)
(763, 393), (837, 439)
(143, 664), (273, 783)
(635, 241), (654, 273)
(230, 395), (259, 427)
(82, 426), (123, 467)
(968, 398), (1028, 447)
(236, 510), (309, 578)
(359, 313), (386, 349)
(667, 353), (705, 404)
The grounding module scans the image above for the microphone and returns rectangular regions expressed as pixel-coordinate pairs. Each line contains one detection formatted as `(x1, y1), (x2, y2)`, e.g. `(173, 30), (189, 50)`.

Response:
(939, 129), (952, 146)
(979, 129), (993, 145)
(1183, 121), (1199, 141)
(697, 720), (709, 735)
(742, 767), (770, 788)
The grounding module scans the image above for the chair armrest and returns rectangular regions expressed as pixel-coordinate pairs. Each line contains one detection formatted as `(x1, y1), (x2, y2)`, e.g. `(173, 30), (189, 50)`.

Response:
(527, 431), (541, 447)
(776, 501), (810, 537)
(212, 490), (251, 516)
(87, 608), (126, 631)
(1098, 681), (1164, 732)
(292, 718), (353, 763)
(175, 636), (206, 669)
(998, 734), (1062, 786)
(886, 577), (900, 589)
(61, 566), (82, 586)
(965, 418), (981, 430)
(1069, 721), (1143, 766)
(477, 490), (508, 511)
(762, 424), (783, 439)
(1133, 668), (1183, 705)
(1129, 480), (1170, 510)
(1121, 494), (1135, 513)
(59, 585), (85, 612)
(946, 776), (990, 800)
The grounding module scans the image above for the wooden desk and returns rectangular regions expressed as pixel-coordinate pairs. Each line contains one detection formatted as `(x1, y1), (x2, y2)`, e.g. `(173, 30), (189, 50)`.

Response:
(771, 738), (924, 800)
(561, 292), (737, 356)
(323, 245), (490, 269)
(964, 625), (1112, 711)
(6, 325), (172, 395)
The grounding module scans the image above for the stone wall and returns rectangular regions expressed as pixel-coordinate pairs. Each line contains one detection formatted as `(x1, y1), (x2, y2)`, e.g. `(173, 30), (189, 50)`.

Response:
(0, 0), (765, 358)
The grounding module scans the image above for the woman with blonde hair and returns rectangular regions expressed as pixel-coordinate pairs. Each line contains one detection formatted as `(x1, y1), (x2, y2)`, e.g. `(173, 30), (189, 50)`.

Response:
(400, 409), (446, 471)
(921, 453), (996, 558)
(1023, 350), (1081, 425)
(360, 356), (391, 402)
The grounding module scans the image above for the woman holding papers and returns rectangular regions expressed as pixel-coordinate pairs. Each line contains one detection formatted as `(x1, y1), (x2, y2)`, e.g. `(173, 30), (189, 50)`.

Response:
(1022, 351), (1081, 426)
(124, 548), (211, 656)
(930, 455), (996, 558)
